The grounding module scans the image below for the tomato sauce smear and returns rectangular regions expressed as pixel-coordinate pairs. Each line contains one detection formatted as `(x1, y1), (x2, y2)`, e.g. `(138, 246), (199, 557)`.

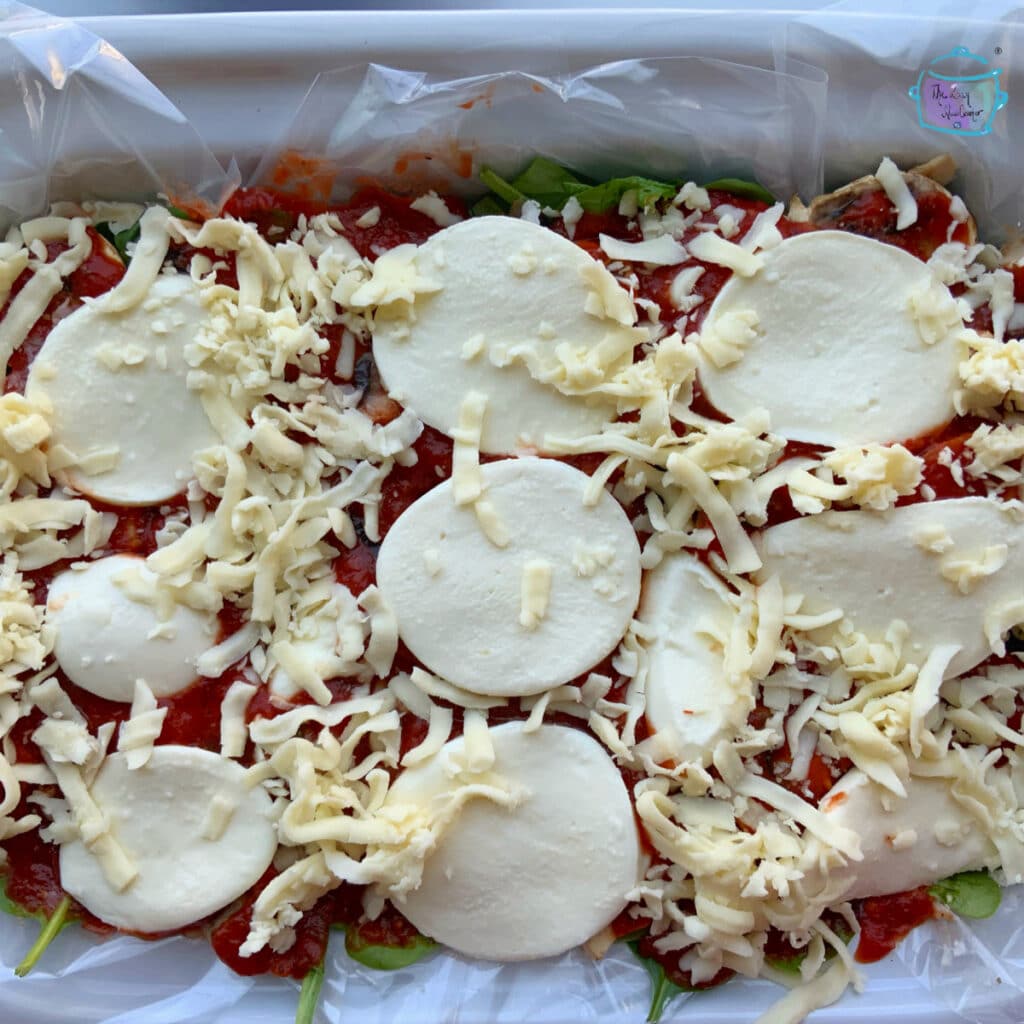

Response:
(854, 888), (940, 963)
(809, 186), (969, 261)
(211, 870), (339, 979)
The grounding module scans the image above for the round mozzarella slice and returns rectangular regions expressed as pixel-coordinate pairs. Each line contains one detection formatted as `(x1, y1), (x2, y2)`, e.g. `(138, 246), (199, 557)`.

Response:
(370, 216), (638, 453)
(758, 496), (1024, 679)
(386, 721), (641, 960)
(60, 746), (276, 933)
(25, 273), (218, 505)
(697, 231), (963, 446)
(376, 457), (641, 696)
(637, 553), (751, 765)
(820, 770), (994, 900)
(47, 554), (215, 703)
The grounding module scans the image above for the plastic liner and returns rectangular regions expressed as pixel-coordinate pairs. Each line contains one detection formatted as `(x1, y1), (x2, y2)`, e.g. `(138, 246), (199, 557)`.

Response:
(0, 1), (235, 232)
(895, 885), (1024, 1024)
(1, 2), (1024, 1022)
(250, 57), (828, 205)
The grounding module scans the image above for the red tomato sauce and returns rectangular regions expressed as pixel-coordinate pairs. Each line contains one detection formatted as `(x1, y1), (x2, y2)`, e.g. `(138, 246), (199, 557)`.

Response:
(333, 538), (378, 596)
(809, 187), (968, 260)
(346, 900), (425, 949)
(330, 423), (454, 598)
(967, 263), (1024, 338)
(2, 817), (73, 920)
(378, 426), (454, 537)
(210, 869), (344, 979)
(901, 416), (992, 502)
(747, 705), (853, 807)
(223, 185), (458, 260)
(854, 887), (939, 963)
(210, 873), (425, 980)
(762, 741), (850, 806)
(8, 666), (250, 768)
(758, 415), (993, 531)
(568, 191), (786, 336)
(101, 503), (178, 558)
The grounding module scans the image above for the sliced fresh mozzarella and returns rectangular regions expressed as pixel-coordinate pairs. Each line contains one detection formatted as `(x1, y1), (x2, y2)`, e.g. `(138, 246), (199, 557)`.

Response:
(638, 552), (750, 765)
(370, 217), (641, 453)
(47, 554), (215, 703)
(59, 746), (276, 933)
(25, 273), (218, 505)
(758, 497), (1024, 679)
(698, 231), (963, 446)
(376, 457), (641, 696)
(386, 721), (641, 960)
(820, 769), (993, 900)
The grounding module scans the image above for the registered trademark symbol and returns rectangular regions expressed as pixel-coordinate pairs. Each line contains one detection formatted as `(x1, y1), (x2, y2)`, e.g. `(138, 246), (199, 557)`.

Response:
(995, 46), (1003, 55)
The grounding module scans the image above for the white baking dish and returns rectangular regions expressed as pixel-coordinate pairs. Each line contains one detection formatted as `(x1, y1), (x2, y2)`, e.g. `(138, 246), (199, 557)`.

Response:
(2, 5), (1024, 1022)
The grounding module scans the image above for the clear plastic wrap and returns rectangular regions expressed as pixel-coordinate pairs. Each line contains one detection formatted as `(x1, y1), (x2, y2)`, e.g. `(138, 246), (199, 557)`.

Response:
(250, 57), (828, 205)
(893, 885), (1024, 1023)
(0, 1), (235, 231)
(1, 3), (1024, 1022)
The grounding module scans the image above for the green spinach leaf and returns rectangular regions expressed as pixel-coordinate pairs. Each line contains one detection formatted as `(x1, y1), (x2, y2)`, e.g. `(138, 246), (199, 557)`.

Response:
(97, 201), (194, 264)
(929, 870), (1001, 919)
(627, 939), (690, 1023)
(14, 895), (74, 977)
(2, 878), (78, 976)
(476, 159), (678, 216)
(765, 950), (805, 976)
(473, 161), (781, 221)
(573, 176), (677, 214)
(477, 167), (527, 208)
(469, 194), (508, 217)
(295, 958), (325, 1024)
(701, 177), (776, 204)
(96, 219), (141, 264)
(344, 928), (436, 971)
(508, 157), (589, 209)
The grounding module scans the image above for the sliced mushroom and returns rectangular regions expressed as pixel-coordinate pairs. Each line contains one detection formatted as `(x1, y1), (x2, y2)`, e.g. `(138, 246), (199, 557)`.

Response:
(786, 194), (810, 223)
(910, 153), (957, 186)
(999, 229), (1024, 267)
(788, 157), (976, 249)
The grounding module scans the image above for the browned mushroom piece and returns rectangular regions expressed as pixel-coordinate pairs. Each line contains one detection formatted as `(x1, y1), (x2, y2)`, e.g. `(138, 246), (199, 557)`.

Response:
(999, 230), (1024, 267)
(786, 156), (977, 255)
